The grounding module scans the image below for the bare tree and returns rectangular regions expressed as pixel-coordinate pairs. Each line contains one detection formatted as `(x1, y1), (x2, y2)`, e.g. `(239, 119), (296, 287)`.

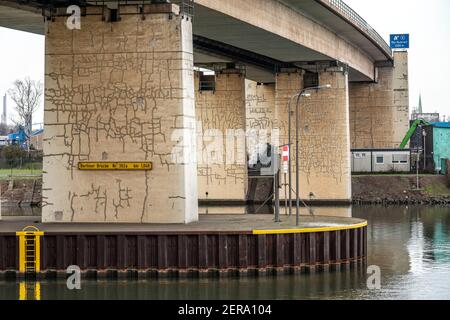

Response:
(7, 77), (43, 151)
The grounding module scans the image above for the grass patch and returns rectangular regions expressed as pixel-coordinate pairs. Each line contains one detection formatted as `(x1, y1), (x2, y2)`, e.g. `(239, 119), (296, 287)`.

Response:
(0, 175), (42, 181)
(425, 182), (450, 196)
(0, 168), (43, 175)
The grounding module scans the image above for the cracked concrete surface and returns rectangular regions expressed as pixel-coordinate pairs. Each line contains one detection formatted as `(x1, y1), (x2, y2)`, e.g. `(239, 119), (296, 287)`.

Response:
(42, 6), (198, 223)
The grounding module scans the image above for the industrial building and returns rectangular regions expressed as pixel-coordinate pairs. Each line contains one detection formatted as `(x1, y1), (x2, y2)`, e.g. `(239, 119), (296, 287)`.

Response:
(428, 123), (450, 174)
(351, 149), (411, 173)
(410, 121), (450, 174)
(30, 128), (44, 151)
(0, 128), (44, 150)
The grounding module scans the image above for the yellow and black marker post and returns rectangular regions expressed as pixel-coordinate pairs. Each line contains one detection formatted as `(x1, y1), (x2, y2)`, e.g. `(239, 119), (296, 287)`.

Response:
(16, 226), (44, 274)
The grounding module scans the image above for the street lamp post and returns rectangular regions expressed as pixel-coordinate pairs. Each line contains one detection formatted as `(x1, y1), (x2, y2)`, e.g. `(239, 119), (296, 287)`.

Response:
(295, 92), (303, 227)
(422, 129), (427, 171)
(287, 84), (331, 226)
(415, 149), (421, 190)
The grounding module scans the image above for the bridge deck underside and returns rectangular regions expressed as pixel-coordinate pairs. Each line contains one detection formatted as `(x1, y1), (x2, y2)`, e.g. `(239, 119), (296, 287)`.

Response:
(0, 0), (389, 83)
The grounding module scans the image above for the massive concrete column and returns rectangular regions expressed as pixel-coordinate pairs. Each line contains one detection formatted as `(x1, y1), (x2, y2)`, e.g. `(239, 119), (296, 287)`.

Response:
(245, 80), (276, 135)
(392, 51), (410, 147)
(195, 69), (247, 201)
(274, 66), (351, 202)
(349, 51), (409, 148)
(43, 4), (198, 223)
(298, 66), (352, 202)
(245, 80), (277, 169)
(245, 80), (277, 204)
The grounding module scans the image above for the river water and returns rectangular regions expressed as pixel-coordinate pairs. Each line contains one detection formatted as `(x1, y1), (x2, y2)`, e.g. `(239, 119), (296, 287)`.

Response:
(1, 205), (450, 300)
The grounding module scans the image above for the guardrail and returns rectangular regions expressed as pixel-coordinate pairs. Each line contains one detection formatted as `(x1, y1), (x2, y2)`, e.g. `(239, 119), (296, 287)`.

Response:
(172, 0), (195, 18)
(319, 0), (392, 59)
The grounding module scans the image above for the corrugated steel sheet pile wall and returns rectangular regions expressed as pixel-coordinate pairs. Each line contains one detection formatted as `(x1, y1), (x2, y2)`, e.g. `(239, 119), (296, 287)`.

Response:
(0, 228), (367, 278)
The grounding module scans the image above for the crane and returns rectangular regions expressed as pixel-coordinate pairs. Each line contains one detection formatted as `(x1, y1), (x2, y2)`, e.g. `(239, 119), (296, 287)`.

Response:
(399, 119), (430, 149)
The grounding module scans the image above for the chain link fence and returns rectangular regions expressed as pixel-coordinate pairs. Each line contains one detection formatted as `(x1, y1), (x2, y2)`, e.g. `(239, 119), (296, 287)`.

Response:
(0, 149), (43, 177)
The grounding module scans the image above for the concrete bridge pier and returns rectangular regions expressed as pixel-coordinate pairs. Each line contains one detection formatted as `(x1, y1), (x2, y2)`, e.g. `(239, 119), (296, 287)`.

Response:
(243, 66), (353, 204)
(245, 80), (276, 146)
(298, 64), (352, 203)
(195, 68), (247, 202)
(274, 65), (351, 204)
(349, 51), (409, 148)
(42, 4), (198, 223)
(274, 69), (304, 202)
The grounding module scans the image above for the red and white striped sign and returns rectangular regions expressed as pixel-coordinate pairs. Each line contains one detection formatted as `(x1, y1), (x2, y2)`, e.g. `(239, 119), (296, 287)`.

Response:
(282, 146), (289, 174)
(282, 145), (289, 161)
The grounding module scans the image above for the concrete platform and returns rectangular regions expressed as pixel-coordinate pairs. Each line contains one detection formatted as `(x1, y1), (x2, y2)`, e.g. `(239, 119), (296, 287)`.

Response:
(0, 214), (368, 277)
(0, 214), (366, 234)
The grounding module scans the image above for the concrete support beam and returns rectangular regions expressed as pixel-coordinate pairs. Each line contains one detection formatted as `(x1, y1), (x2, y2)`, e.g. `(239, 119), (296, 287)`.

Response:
(245, 81), (276, 132)
(0, 1), (44, 34)
(274, 66), (351, 202)
(42, 5), (198, 223)
(298, 66), (352, 202)
(245, 80), (276, 158)
(349, 68), (395, 148)
(195, 69), (247, 201)
(349, 51), (409, 148)
(195, 0), (376, 80)
(245, 81), (277, 204)
(393, 51), (410, 147)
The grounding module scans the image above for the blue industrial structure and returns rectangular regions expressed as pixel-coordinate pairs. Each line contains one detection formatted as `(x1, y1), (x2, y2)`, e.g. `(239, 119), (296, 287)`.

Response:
(430, 123), (450, 174)
(7, 127), (28, 148)
(0, 126), (44, 150)
(409, 121), (450, 174)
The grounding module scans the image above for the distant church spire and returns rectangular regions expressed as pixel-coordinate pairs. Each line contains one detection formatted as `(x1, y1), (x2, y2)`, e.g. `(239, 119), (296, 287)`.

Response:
(418, 94), (423, 113)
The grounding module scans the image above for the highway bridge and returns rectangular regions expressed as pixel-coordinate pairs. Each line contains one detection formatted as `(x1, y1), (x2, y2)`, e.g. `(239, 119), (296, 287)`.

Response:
(1, 0), (392, 81)
(0, 0), (409, 223)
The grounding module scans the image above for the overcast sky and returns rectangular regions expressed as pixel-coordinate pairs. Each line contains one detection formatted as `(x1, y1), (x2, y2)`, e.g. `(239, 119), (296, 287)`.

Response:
(0, 0), (449, 126)
(0, 27), (44, 128)
(345, 0), (450, 119)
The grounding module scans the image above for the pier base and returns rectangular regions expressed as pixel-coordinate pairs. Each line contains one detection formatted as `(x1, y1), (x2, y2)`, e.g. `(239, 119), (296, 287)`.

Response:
(0, 215), (367, 277)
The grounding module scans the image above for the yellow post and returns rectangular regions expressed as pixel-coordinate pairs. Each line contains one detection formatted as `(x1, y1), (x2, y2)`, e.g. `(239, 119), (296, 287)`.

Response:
(34, 282), (41, 300)
(18, 235), (26, 273)
(19, 282), (26, 300)
(18, 281), (41, 301)
(35, 235), (41, 273)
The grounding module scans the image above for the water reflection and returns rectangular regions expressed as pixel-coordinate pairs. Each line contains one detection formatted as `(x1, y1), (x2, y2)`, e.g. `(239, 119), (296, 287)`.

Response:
(199, 205), (352, 217)
(19, 281), (41, 300)
(353, 206), (450, 299)
(0, 206), (41, 218)
(1, 270), (366, 300)
(408, 220), (425, 275)
(3, 204), (351, 218)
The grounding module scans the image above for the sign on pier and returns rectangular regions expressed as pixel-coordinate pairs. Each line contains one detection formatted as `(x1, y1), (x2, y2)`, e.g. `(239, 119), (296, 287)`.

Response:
(390, 34), (409, 49)
(78, 162), (153, 171)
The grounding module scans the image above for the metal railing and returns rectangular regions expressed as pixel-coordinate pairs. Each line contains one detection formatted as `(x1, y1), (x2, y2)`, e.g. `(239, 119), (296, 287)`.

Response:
(320, 0), (392, 58)
(172, 0), (194, 18)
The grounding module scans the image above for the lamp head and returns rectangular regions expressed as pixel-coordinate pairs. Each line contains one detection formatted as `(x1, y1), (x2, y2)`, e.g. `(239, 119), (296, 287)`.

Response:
(305, 84), (331, 92)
